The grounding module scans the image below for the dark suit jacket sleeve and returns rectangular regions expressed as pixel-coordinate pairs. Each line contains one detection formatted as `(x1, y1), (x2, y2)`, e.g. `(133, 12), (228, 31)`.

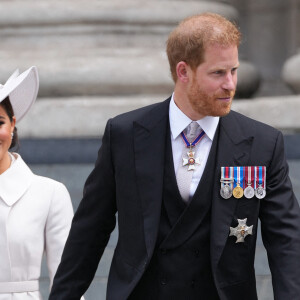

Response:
(49, 119), (117, 299)
(259, 131), (300, 298)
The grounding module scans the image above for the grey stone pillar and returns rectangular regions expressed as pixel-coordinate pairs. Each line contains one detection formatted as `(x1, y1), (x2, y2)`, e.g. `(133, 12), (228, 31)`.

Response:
(282, 0), (300, 94)
(227, 0), (300, 96)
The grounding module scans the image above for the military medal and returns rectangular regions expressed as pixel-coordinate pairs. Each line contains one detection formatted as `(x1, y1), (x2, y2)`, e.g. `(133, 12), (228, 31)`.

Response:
(181, 129), (205, 171)
(233, 185), (243, 199)
(229, 218), (253, 243)
(233, 167), (244, 199)
(255, 186), (266, 199)
(220, 167), (234, 199)
(221, 184), (233, 199)
(255, 166), (266, 199)
(244, 166), (255, 199)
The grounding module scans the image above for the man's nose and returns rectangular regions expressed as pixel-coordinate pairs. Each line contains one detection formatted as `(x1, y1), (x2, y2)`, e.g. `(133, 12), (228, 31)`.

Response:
(222, 74), (236, 91)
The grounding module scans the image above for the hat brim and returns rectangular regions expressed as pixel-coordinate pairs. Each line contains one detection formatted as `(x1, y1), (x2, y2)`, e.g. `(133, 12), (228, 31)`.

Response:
(0, 66), (39, 123)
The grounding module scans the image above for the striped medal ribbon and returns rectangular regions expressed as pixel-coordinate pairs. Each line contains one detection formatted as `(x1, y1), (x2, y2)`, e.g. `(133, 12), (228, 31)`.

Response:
(244, 166), (255, 199)
(255, 166), (266, 199)
(233, 166), (244, 199)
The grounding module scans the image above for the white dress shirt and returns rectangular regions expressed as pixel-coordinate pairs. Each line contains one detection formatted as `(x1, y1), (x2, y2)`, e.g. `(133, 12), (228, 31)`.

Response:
(169, 94), (219, 199)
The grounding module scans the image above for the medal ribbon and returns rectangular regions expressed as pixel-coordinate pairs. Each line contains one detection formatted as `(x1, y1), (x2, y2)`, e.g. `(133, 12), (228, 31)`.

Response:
(233, 166), (243, 188)
(254, 167), (257, 190)
(262, 166), (266, 189)
(181, 130), (205, 148)
(245, 166), (254, 188)
(251, 166), (255, 188)
(258, 166), (263, 186)
(221, 166), (233, 189)
(221, 167), (225, 181)
(240, 167), (244, 188)
(254, 166), (258, 189)
(221, 167), (225, 189)
(254, 166), (266, 189)
(229, 167), (233, 183)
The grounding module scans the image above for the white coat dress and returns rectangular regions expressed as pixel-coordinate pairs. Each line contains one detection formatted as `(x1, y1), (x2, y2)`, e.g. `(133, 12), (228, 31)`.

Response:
(0, 153), (73, 299)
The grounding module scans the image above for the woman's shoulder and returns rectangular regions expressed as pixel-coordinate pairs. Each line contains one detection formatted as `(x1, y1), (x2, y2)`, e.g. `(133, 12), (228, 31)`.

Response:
(14, 153), (70, 198)
(32, 174), (70, 197)
(32, 173), (65, 187)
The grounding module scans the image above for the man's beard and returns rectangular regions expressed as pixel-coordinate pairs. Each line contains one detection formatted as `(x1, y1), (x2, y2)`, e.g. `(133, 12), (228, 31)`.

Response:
(187, 82), (235, 118)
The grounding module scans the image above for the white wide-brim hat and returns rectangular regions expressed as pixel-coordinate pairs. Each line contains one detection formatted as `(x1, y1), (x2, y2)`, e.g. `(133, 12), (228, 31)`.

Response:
(0, 66), (39, 123)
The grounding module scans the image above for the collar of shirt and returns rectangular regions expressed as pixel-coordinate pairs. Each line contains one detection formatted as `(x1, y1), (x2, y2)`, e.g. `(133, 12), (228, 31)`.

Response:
(169, 93), (219, 141)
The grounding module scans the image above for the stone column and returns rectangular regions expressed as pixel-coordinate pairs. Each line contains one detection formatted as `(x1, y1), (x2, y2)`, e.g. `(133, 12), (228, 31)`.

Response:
(229, 0), (295, 96)
(282, 0), (300, 93)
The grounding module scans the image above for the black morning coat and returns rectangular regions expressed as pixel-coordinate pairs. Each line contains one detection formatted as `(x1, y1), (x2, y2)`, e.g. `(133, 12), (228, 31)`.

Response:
(49, 97), (300, 300)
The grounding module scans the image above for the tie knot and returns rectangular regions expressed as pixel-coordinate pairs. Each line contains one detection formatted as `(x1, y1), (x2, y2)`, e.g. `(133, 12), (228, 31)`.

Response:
(186, 121), (200, 140)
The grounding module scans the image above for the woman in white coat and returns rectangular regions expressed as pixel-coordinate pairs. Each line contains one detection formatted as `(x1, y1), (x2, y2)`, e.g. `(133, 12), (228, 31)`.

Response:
(0, 67), (74, 299)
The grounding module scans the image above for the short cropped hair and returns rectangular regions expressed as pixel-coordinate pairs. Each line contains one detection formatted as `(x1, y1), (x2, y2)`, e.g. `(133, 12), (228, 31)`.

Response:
(166, 13), (241, 82)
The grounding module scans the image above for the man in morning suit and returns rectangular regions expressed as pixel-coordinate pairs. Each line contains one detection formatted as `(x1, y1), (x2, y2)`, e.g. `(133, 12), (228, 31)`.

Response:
(50, 13), (300, 300)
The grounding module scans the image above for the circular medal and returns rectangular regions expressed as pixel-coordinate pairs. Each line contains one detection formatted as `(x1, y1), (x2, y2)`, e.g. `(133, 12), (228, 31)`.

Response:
(220, 184), (232, 199)
(244, 185), (255, 199)
(188, 158), (195, 165)
(255, 186), (266, 199)
(233, 186), (243, 199)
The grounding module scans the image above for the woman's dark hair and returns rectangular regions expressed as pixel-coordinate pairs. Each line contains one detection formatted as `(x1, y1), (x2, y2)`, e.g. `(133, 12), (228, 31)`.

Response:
(1, 97), (19, 150)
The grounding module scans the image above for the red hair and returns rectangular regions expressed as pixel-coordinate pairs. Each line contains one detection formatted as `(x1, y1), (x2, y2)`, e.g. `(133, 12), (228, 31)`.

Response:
(166, 13), (241, 82)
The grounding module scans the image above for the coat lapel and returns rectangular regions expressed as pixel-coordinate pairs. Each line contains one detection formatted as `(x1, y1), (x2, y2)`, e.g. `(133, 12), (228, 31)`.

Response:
(0, 155), (33, 207)
(163, 123), (187, 227)
(210, 111), (254, 271)
(133, 98), (170, 258)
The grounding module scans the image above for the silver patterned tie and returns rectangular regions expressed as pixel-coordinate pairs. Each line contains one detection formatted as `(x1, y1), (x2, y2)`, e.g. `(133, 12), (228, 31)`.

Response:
(176, 121), (201, 203)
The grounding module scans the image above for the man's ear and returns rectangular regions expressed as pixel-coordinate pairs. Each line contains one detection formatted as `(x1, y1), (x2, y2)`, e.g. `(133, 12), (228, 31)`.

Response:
(176, 61), (189, 83)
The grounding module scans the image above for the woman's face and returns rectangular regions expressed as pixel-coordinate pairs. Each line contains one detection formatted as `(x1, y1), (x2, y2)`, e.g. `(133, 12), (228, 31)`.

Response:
(0, 104), (16, 174)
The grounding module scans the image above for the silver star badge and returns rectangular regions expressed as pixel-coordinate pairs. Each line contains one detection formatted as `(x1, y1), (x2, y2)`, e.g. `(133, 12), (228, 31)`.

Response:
(229, 218), (253, 243)
(182, 151), (201, 171)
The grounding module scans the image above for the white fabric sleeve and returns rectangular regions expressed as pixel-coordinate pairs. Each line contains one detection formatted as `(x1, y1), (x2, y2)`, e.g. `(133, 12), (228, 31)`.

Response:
(45, 181), (73, 289)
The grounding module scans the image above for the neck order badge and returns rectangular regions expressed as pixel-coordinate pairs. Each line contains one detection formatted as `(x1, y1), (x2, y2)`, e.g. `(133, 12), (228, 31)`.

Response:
(180, 127), (205, 171)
